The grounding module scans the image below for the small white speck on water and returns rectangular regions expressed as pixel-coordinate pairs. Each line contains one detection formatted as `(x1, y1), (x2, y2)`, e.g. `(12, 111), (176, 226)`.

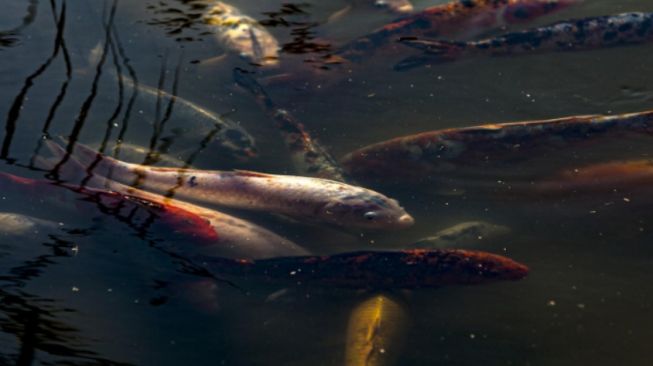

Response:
(289, 271), (297, 276)
(547, 300), (557, 307)
(469, 333), (476, 340)
(379, 348), (386, 354)
(577, 303), (586, 309)
(71, 286), (79, 292)
(107, 288), (113, 292)
(623, 197), (631, 202)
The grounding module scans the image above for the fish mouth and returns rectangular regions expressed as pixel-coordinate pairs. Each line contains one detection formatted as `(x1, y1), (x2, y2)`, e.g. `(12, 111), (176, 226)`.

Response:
(395, 213), (415, 228)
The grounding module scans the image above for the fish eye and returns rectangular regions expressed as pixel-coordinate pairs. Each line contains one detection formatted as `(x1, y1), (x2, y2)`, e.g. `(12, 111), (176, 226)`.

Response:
(364, 211), (378, 220)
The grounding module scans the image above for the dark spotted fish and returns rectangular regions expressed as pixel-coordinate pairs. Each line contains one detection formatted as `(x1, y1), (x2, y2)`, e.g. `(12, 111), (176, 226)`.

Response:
(397, 12), (653, 70)
(233, 68), (347, 182)
(337, 0), (580, 61)
(195, 249), (529, 289)
(341, 110), (653, 182)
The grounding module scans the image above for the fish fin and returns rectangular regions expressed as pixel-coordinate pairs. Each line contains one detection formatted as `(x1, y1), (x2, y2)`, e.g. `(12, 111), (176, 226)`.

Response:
(399, 38), (466, 56)
(393, 54), (438, 71)
(233, 169), (273, 178)
(195, 53), (229, 66)
(327, 5), (352, 24)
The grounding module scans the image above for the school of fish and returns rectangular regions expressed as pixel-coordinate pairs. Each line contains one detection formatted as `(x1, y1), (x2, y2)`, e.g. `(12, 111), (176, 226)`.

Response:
(7, 0), (653, 365)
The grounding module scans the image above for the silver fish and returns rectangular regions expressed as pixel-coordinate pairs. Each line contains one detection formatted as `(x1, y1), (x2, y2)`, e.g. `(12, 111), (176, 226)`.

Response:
(411, 221), (510, 249)
(64, 142), (414, 230)
(397, 12), (653, 70)
(203, 2), (280, 66)
(43, 141), (307, 259)
(121, 78), (257, 160)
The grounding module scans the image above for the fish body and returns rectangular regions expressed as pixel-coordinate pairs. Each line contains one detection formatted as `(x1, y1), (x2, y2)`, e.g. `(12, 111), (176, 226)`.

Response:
(197, 249), (529, 289)
(203, 2), (280, 66)
(341, 110), (653, 182)
(0, 212), (59, 237)
(412, 221), (510, 249)
(43, 142), (308, 259)
(538, 159), (653, 193)
(345, 294), (407, 366)
(64, 142), (413, 230)
(338, 0), (580, 60)
(121, 78), (257, 161)
(233, 68), (346, 181)
(0, 172), (220, 244)
(397, 12), (653, 70)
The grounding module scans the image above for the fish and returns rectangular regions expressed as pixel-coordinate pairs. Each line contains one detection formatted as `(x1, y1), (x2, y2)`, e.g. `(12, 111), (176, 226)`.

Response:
(120, 78), (257, 161)
(195, 249), (529, 289)
(341, 110), (653, 182)
(411, 221), (510, 249)
(337, 0), (580, 61)
(345, 294), (407, 366)
(43, 142), (308, 259)
(0, 171), (220, 245)
(0, 212), (60, 237)
(95, 142), (187, 167)
(233, 68), (346, 181)
(59, 141), (414, 230)
(203, 2), (280, 66)
(396, 12), (653, 70)
(537, 159), (653, 194)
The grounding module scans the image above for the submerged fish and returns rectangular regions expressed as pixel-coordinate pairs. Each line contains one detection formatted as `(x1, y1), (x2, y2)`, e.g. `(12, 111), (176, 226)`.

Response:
(203, 2), (280, 66)
(43, 142), (308, 259)
(97, 142), (187, 167)
(0, 172), (219, 245)
(338, 0), (580, 60)
(411, 221), (511, 249)
(341, 110), (653, 182)
(196, 249), (529, 289)
(0, 212), (59, 237)
(397, 12), (653, 70)
(121, 78), (257, 161)
(233, 68), (346, 181)
(345, 294), (407, 366)
(62, 142), (414, 230)
(538, 159), (653, 194)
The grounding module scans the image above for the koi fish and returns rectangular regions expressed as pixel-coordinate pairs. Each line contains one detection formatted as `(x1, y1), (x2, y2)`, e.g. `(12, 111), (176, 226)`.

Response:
(233, 68), (346, 181)
(196, 249), (529, 289)
(58, 141), (413, 230)
(341, 110), (653, 182)
(396, 12), (653, 70)
(0, 171), (219, 244)
(537, 159), (653, 193)
(43, 142), (309, 259)
(120, 78), (257, 161)
(345, 294), (407, 366)
(411, 221), (510, 249)
(203, 2), (280, 66)
(338, 0), (580, 60)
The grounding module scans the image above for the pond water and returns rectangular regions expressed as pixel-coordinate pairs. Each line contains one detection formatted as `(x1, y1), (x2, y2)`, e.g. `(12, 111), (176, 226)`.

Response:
(2, 0), (653, 365)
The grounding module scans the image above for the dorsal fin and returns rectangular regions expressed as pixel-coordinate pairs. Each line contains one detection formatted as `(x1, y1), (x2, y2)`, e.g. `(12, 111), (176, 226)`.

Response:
(233, 169), (273, 178)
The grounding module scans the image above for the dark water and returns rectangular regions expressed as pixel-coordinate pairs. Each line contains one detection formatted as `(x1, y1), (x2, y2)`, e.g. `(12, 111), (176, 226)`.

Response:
(2, 0), (653, 365)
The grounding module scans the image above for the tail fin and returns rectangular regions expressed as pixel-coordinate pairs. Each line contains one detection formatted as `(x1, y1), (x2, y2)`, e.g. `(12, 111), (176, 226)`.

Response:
(45, 139), (130, 185)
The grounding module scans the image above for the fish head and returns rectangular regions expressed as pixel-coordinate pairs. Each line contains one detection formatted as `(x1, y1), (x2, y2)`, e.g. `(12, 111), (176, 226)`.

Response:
(501, 0), (581, 25)
(321, 189), (414, 230)
(216, 124), (258, 160)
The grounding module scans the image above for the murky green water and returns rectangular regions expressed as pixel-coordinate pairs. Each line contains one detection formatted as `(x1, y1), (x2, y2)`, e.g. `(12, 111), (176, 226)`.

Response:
(2, 0), (653, 365)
